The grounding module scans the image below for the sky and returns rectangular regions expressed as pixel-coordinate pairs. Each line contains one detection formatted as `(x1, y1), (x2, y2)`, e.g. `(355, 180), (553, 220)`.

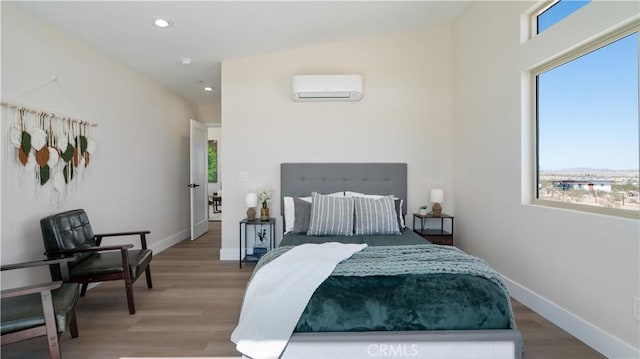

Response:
(537, 1), (639, 171)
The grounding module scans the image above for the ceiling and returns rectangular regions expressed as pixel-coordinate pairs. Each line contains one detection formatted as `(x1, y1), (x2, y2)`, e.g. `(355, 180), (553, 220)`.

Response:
(15, 1), (470, 107)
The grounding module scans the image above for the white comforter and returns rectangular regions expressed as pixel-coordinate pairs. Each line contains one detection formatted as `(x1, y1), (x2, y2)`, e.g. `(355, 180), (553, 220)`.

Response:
(231, 242), (367, 359)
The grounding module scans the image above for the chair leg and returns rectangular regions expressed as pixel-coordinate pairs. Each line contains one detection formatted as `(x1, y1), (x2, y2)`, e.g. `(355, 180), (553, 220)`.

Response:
(124, 278), (136, 315)
(80, 283), (88, 297)
(145, 266), (153, 289)
(41, 290), (62, 359)
(69, 309), (79, 338)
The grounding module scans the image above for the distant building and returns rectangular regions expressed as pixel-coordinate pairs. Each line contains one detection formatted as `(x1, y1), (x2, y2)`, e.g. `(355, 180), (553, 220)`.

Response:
(553, 180), (612, 192)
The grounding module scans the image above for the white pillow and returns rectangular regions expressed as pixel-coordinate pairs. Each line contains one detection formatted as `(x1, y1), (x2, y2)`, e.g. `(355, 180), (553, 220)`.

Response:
(283, 191), (343, 234)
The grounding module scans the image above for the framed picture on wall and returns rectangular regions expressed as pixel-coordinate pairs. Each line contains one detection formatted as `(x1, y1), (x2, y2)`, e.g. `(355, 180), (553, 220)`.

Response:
(208, 140), (217, 183)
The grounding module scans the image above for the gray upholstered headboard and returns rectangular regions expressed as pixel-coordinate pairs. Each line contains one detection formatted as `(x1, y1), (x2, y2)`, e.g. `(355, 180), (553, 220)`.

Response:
(280, 163), (407, 216)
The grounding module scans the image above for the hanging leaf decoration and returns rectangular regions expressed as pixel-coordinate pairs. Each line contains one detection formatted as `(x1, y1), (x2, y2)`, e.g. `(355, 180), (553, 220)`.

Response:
(29, 128), (47, 151)
(72, 147), (80, 168)
(75, 135), (88, 153)
(35, 147), (50, 167)
(61, 143), (74, 162)
(47, 147), (60, 167)
(9, 125), (21, 148)
(21, 131), (32, 154)
(40, 165), (50, 185)
(63, 164), (74, 183)
(5, 104), (97, 192)
(18, 147), (29, 166)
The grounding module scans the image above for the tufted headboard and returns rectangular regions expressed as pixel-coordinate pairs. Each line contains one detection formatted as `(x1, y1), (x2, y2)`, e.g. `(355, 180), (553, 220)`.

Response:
(280, 163), (408, 217)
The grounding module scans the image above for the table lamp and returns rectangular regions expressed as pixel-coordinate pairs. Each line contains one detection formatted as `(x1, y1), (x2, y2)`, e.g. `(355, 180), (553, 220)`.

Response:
(430, 188), (444, 217)
(245, 192), (258, 220)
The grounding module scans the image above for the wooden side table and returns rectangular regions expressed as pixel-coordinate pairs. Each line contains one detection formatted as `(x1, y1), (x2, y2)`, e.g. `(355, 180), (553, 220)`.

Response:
(412, 213), (454, 246)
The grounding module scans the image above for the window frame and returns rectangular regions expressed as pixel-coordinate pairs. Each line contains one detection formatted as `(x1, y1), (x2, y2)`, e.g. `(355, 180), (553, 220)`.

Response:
(530, 23), (640, 219)
(530, 0), (558, 37)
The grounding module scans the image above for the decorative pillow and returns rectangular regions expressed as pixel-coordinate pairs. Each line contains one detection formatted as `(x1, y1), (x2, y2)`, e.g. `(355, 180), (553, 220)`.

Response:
(345, 191), (405, 230)
(284, 192), (344, 233)
(353, 195), (400, 235)
(283, 197), (296, 233)
(394, 198), (405, 230)
(293, 197), (312, 233)
(307, 192), (354, 236)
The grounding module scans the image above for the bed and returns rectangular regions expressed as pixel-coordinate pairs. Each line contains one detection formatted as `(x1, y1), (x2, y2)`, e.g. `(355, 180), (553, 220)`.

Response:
(232, 163), (523, 359)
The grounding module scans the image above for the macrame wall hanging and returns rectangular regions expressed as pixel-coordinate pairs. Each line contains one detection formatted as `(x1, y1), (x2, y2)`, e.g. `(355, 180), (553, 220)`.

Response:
(2, 77), (98, 204)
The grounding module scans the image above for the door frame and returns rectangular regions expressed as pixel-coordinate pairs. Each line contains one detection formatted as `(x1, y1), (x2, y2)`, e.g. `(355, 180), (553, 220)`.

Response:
(206, 123), (222, 221)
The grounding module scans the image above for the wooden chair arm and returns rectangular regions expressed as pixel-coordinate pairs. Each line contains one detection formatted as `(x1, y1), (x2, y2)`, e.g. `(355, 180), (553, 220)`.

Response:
(94, 231), (150, 238)
(1, 257), (75, 271)
(0, 281), (62, 299)
(49, 244), (134, 256)
(94, 231), (150, 249)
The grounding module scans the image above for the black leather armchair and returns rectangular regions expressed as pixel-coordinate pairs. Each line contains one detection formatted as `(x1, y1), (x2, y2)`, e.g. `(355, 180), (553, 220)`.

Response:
(40, 209), (153, 314)
(1, 257), (80, 359)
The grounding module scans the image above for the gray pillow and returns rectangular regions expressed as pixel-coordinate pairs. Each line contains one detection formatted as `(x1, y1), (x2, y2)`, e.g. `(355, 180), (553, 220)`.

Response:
(394, 198), (405, 230)
(293, 197), (312, 233)
(354, 195), (400, 235)
(307, 192), (354, 236)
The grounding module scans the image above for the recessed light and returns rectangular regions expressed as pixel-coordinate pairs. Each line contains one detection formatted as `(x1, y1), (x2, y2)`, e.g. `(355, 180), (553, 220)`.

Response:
(154, 18), (171, 28)
(204, 87), (213, 92)
(180, 58), (192, 65)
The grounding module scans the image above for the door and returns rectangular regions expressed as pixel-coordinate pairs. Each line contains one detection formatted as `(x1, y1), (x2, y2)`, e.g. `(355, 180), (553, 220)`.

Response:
(189, 119), (208, 240)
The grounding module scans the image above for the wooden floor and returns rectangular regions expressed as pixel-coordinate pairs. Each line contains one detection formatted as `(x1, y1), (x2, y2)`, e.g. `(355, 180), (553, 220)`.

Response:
(2, 222), (604, 359)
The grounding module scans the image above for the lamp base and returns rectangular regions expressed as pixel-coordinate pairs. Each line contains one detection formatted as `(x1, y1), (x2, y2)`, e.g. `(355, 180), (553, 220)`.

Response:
(247, 207), (256, 220)
(432, 203), (442, 217)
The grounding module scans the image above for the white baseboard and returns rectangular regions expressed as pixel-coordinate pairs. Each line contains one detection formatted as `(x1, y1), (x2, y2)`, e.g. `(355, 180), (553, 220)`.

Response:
(501, 274), (639, 359)
(220, 247), (239, 261)
(149, 228), (190, 254)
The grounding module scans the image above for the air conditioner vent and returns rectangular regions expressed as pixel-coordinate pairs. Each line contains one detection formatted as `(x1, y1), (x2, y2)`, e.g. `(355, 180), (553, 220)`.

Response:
(292, 75), (363, 102)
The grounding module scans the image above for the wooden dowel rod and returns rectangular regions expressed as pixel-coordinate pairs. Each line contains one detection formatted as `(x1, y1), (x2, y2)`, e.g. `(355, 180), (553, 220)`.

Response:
(0, 101), (97, 127)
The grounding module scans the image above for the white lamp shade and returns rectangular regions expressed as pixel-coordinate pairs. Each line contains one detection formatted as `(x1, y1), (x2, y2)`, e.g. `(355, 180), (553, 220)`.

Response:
(245, 192), (258, 207)
(430, 189), (444, 203)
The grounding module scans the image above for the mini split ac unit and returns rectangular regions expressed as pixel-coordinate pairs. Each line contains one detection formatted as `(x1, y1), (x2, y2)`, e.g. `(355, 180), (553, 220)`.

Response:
(292, 74), (363, 102)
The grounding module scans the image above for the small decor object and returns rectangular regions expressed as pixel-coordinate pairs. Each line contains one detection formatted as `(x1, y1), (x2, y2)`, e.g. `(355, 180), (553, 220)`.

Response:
(430, 189), (444, 217)
(253, 247), (267, 258)
(257, 187), (271, 221)
(419, 206), (428, 216)
(246, 192), (258, 220)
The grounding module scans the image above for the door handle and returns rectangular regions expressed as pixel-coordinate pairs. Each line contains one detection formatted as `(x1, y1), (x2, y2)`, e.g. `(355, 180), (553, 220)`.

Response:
(187, 183), (200, 188)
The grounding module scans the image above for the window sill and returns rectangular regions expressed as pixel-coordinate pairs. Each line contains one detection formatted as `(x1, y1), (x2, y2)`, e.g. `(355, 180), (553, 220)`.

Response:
(531, 199), (640, 220)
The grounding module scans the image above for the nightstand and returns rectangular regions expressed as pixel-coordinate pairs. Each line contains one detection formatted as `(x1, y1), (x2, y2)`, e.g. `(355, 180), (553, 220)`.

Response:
(412, 213), (454, 246)
(239, 218), (275, 268)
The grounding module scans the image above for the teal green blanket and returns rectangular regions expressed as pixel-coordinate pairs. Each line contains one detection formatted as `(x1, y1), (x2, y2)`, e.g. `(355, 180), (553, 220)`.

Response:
(256, 244), (515, 332)
(280, 229), (427, 247)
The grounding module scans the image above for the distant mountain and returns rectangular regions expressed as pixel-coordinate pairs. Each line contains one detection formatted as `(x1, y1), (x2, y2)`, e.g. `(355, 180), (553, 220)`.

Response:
(540, 168), (639, 177)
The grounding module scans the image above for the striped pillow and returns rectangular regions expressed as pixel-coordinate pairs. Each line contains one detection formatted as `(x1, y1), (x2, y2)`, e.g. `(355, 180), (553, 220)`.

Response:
(307, 192), (354, 236)
(354, 195), (400, 235)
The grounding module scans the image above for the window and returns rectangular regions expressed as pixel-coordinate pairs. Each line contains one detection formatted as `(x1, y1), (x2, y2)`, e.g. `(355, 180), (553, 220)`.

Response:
(534, 30), (639, 216)
(535, 0), (590, 34)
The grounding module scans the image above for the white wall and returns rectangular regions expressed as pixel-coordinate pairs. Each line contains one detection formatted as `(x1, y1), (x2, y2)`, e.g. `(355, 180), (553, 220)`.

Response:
(199, 102), (221, 124)
(452, 2), (639, 357)
(220, 26), (454, 258)
(1, 3), (197, 287)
